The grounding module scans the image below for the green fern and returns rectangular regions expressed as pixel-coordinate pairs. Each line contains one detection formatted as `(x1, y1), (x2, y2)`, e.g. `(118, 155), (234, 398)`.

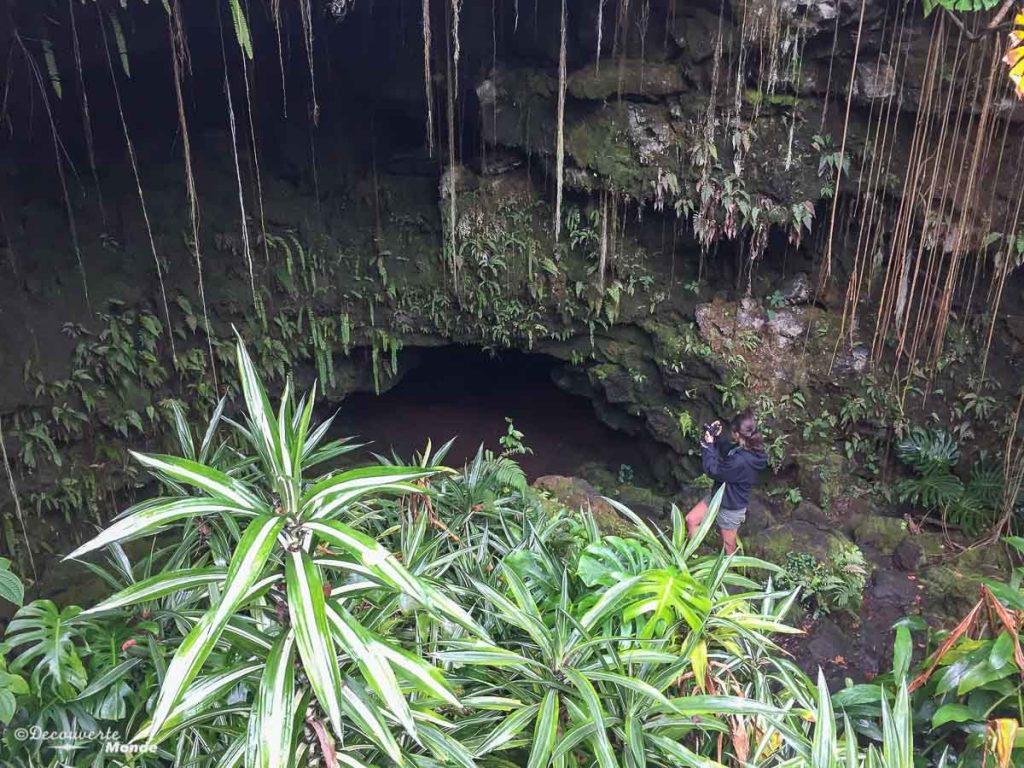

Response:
(41, 35), (61, 99)
(108, 12), (131, 78)
(228, 0), (254, 60)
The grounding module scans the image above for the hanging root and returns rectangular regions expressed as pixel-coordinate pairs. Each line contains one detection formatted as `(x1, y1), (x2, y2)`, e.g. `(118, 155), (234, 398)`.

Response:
(271, 0), (288, 116)
(299, 0), (320, 125)
(554, 0), (567, 242)
(423, 0), (435, 155)
(68, 0), (104, 223)
(168, 0), (218, 389)
(14, 30), (89, 307)
(98, 4), (176, 364)
(219, 1), (258, 311)
(0, 416), (35, 581)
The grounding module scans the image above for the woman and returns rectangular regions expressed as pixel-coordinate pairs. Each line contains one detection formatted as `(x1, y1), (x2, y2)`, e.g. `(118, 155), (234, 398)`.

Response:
(685, 410), (767, 554)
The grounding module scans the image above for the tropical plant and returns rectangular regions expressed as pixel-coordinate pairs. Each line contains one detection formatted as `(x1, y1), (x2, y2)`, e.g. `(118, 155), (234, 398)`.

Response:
(778, 544), (869, 618)
(0, 337), (963, 767)
(0, 557), (24, 608)
(836, 536), (1024, 768)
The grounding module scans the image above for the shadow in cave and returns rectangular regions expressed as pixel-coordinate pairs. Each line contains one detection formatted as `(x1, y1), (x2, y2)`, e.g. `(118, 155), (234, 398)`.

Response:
(330, 346), (652, 484)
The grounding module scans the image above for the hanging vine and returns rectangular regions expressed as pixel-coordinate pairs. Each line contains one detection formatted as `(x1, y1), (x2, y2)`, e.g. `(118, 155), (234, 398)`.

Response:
(97, 3), (176, 365)
(167, 0), (218, 388)
(554, 0), (567, 243)
(423, 0), (435, 155)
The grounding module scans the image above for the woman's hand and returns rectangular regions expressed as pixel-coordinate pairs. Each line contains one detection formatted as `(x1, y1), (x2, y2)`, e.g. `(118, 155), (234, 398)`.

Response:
(702, 421), (721, 446)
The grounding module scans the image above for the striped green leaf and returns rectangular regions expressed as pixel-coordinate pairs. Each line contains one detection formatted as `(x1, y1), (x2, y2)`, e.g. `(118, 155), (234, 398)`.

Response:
(527, 690), (559, 768)
(564, 668), (617, 768)
(373, 639), (460, 706)
(250, 632), (297, 768)
(813, 669), (836, 768)
(81, 568), (226, 615)
(325, 602), (417, 739)
(301, 466), (434, 521)
(144, 515), (283, 743)
(340, 675), (405, 765)
(286, 550), (346, 743)
(65, 498), (255, 561)
(137, 662), (261, 743)
(305, 520), (428, 600)
(473, 702), (540, 756)
(131, 451), (264, 510)
(235, 333), (285, 478)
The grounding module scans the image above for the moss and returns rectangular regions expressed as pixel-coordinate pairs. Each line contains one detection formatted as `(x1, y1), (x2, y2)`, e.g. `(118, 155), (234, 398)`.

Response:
(852, 517), (908, 556)
(744, 89), (801, 108)
(565, 106), (651, 194)
(613, 484), (670, 518)
(920, 564), (982, 623)
(752, 520), (855, 565)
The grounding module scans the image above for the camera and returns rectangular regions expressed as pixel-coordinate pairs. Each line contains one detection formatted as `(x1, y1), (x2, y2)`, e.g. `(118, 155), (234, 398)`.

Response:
(703, 420), (723, 441)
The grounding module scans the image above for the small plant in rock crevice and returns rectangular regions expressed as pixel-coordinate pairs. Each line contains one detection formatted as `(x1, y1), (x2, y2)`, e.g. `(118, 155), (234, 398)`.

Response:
(778, 544), (869, 618)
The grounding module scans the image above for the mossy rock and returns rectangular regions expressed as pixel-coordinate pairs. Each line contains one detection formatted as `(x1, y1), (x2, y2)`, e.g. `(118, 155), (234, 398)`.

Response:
(532, 475), (631, 536)
(750, 519), (855, 565)
(919, 547), (1010, 625)
(852, 517), (909, 556)
(568, 61), (685, 101)
(795, 449), (847, 513)
(613, 483), (671, 521)
(919, 564), (983, 624)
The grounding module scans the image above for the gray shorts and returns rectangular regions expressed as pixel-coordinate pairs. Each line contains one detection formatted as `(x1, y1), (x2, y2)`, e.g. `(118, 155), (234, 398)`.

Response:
(702, 494), (747, 531)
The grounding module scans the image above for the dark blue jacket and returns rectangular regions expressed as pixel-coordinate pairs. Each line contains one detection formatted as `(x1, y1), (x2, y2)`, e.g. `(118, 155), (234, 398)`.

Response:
(702, 439), (767, 511)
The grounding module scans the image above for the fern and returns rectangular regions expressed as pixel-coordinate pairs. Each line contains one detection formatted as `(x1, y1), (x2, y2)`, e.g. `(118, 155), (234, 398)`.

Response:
(229, 0), (254, 60)
(896, 427), (961, 474)
(108, 12), (130, 78)
(41, 35), (61, 99)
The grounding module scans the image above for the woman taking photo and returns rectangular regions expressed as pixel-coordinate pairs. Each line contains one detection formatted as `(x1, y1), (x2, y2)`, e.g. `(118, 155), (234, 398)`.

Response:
(684, 410), (767, 554)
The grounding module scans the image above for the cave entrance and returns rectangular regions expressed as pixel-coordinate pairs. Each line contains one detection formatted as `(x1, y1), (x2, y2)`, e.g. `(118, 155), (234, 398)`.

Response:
(331, 345), (655, 485)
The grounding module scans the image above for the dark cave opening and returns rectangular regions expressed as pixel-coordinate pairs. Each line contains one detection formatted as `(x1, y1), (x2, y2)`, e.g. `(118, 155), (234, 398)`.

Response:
(330, 345), (664, 486)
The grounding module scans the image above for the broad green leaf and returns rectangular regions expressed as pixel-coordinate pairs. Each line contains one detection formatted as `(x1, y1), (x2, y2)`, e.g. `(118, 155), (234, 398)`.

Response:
(931, 703), (978, 729)
(989, 632), (1016, 670)
(144, 515), (282, 742)
(0, 568), (24, 607)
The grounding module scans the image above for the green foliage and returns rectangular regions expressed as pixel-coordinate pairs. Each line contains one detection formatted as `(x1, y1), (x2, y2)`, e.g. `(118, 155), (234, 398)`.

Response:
(0, 338), (933, 767)
(228, 0), (254, 59)
(0, 557), (25, 607)
(922, 0), (1002, 16)
(896, 427), (961, 474)
(499, 417), (532, 456)
(839, 539), (1024, 767)
(778, 543), (868, 617)
(895, 426), (1007, 534)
